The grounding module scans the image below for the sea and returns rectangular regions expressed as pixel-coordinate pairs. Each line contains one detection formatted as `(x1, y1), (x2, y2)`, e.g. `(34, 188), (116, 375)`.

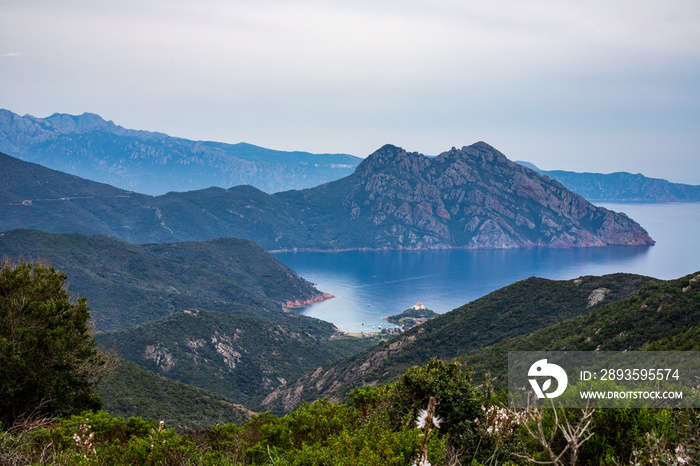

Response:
(273, 202), (700, 333)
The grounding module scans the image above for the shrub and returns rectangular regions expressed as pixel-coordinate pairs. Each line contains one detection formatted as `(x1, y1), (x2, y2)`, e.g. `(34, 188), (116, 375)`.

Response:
(0, 259), (108, 427)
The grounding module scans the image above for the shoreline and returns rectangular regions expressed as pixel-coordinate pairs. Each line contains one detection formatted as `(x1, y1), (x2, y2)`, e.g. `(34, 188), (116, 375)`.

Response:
(267, 242), (655, 254)
(282, 292), (334, 312)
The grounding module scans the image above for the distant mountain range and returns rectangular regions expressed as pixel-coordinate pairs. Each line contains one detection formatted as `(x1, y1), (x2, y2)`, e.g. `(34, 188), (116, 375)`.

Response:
(516, 161), (700, 202)
(3, 109), (697, 203)
(0, 109), (360, 195)
(262, 270), (700, 413)
(0, 144), (654, 250)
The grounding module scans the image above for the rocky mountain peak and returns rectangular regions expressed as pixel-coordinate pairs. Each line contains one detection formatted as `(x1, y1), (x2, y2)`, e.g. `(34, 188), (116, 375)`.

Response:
(45, 112), (110, 132)
(355, 144), (411, 174)
(335, 141), (655, 249)
(0, 109), (169, 142)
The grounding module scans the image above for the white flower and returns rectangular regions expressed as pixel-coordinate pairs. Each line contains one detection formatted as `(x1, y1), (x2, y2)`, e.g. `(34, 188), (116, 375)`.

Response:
(415, 409), (442, 429)
(412, 460), (432, 466)
(415, 409), (428, 429)
(676, 444), (689, 464)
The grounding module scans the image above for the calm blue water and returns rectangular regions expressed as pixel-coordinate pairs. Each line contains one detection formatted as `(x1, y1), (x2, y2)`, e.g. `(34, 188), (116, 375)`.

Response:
(274, 202), (700, 332)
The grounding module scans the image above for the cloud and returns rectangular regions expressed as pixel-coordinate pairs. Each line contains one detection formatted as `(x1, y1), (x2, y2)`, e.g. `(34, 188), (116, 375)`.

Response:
(0, 0), (698, 181)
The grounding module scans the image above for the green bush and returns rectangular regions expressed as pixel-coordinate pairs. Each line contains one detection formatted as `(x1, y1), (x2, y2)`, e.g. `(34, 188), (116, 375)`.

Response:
(0, 259), (108, 426)
(580, 408), (676, 463)
(389, 358), (484, 444)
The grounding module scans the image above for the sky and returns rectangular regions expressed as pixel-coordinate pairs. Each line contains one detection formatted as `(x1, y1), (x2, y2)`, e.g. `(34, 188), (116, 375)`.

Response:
(2, 0), (699, 183)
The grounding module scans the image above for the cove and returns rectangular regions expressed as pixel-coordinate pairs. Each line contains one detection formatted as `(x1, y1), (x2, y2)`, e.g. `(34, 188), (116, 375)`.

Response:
(274, 202), (700, 332)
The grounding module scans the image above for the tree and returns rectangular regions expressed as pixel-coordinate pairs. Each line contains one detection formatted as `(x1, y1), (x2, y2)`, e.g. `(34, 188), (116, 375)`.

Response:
(0, 259), (108, 427)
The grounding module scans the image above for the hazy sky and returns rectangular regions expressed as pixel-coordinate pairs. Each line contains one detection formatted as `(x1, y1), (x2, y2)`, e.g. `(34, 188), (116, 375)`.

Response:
(2, 0), (699, 182)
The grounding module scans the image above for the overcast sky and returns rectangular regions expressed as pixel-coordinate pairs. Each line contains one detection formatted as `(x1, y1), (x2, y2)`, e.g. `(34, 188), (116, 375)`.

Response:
(2, 0), (699, 182)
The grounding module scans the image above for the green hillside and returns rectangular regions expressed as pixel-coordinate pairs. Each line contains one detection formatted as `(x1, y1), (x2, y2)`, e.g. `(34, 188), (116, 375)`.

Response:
(140, 237), (327, 309)
(461, 271), (700, 386)
(98, 359), (255, 430)
(98, 310), (382, 406)
(262, 273), (661, 412)
(3, 259), (698, 465)
(0, 229), (333, 332)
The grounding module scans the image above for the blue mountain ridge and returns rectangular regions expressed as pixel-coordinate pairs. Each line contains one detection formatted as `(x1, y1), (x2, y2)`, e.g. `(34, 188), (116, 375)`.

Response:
(0, 109), (360, 195)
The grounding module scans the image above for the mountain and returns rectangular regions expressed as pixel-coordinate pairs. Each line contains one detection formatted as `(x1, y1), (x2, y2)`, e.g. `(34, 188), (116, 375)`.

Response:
(0, 229), (333, 331)
(275, 143), (654, 249)
(516, 161), (700, 202)
(459, 271), (700, 386)
(0, 144), (655, 250)
(0, 109), (360, 195)
(260, 273), (663, 412)
(98, 358), (255, 430)
(97, 310), (382, 407)
(0, 152), (305, 245)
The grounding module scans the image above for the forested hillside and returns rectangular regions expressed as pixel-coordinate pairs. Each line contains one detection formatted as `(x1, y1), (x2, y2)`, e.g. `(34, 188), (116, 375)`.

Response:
(0, 229), (331, 331)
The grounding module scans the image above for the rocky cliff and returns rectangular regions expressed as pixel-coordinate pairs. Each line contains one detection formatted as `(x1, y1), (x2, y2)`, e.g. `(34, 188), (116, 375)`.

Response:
(281, 142), (654, 249)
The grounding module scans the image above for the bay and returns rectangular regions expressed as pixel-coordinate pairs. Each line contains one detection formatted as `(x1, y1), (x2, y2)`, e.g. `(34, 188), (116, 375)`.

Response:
(273, 202), (700, 332)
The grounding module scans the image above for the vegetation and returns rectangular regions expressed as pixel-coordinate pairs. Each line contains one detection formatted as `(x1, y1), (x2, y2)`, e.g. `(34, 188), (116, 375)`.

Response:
(97, 359), (254, 431)
(97, 310), (383, 406)
(459, 271), (700, 387)
(1, 358), (697, 465)
(0, 259), (108, 427)
(1, 261), (699, 464)
(0, 229), (334, 332)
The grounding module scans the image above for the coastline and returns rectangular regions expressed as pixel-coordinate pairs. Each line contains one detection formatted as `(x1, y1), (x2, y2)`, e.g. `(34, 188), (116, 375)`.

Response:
(282, 292), (334, 312)
(268, 242), (655, 254)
